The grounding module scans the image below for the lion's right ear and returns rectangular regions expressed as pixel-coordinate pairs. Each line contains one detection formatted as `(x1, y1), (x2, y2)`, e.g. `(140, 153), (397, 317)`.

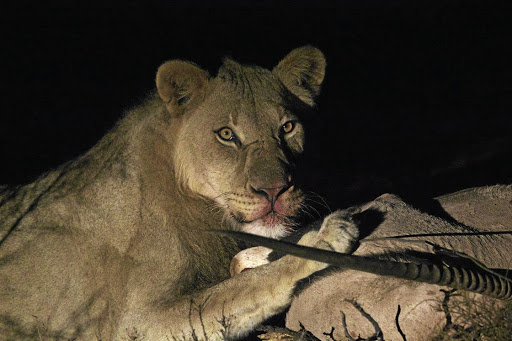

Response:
(156, 60), (209, 117)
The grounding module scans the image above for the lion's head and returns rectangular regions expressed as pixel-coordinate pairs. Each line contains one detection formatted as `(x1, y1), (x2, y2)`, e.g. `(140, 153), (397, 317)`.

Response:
(155, 46), (326, 238)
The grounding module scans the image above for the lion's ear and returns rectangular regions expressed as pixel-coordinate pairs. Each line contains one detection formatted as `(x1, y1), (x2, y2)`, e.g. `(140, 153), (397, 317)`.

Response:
(156, 60), (209, 116)
(273, 46), (326, 106)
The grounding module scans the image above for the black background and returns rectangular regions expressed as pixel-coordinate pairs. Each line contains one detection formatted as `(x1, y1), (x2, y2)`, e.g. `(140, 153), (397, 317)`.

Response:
(1, 1), (511, 211)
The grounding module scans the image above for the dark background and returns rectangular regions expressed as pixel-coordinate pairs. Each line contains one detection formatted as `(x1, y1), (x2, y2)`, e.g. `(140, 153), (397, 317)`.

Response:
(1, 1), (511, 211)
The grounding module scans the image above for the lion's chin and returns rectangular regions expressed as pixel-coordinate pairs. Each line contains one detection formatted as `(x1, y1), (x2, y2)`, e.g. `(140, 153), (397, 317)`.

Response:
(240, 216), (293, 239)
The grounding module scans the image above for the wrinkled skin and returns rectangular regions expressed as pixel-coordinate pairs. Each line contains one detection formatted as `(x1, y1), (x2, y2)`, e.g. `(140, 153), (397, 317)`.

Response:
(0, 46), (363, 340)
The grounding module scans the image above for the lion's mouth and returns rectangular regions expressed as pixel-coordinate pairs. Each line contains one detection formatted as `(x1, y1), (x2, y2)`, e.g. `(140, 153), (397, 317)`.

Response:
(233, 209), (289, 226)
(230, 209), (297, 239)
(226, 194), (302, 238)
(260, 211), (288, 227)
(237, 211), (295, 239)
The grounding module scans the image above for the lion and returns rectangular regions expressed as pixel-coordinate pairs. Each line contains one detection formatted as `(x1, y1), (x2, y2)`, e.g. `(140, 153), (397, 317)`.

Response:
(0, 46), (363, 340)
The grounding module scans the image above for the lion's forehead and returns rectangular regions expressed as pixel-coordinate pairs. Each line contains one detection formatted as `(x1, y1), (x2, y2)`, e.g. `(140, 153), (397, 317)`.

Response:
(202, 69), (293, 135)
(215, 63), (285, 104)
(217, 59), (282, 93)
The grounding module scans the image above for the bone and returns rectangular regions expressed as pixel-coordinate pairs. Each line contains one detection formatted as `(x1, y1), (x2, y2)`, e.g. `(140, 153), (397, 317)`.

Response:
(230, 246), (273, 276)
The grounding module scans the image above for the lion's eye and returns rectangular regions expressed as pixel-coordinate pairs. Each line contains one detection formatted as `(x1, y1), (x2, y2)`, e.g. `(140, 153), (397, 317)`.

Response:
(217, 127), (235, 141)
(281, 121), (295, 134)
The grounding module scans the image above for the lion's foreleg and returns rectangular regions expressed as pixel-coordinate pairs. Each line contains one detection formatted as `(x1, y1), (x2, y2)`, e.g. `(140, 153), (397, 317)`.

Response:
(119, 210), (359, 340)
(114, 252), (314, 340)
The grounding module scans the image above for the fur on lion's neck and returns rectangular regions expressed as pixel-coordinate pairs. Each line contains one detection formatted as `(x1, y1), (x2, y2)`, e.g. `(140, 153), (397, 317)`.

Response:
(92, 97), (239, 283)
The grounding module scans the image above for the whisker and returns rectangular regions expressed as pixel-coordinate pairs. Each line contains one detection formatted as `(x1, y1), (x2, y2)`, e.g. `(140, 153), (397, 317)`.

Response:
(206, 202), (224, 214)
(220, 213), (229, 230)
(306, 191), (331, 207)
(304, 191), (332, 213)
(300, 200), (324, 220)
(299, 202), (317, 219)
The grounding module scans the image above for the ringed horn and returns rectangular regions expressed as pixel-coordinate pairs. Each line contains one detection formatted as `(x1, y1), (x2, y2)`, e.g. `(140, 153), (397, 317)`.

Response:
(214, 230), (512, 301)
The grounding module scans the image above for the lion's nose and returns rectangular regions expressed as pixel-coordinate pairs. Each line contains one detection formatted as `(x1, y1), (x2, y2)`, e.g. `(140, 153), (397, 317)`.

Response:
(250, 176), (293, 204)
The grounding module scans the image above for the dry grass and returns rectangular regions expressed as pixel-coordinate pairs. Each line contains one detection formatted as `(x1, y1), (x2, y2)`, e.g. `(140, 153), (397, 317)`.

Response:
(432, 291), (512, 341)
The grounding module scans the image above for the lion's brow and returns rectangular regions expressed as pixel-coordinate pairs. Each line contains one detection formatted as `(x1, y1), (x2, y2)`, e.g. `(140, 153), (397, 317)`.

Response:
(230, 109), (239, 126)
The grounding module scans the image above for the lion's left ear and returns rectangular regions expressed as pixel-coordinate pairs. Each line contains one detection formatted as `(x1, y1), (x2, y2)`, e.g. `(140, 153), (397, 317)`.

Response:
(273, 46), (326, 106)
(156, 60), (209, 117)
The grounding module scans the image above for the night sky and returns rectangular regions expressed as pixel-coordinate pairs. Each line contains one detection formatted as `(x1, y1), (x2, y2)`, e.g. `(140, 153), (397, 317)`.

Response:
(1, 2), (511, 211)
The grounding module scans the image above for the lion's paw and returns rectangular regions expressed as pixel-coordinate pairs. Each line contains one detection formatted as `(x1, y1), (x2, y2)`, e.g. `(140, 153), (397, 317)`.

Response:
(315, 207), (360, 254)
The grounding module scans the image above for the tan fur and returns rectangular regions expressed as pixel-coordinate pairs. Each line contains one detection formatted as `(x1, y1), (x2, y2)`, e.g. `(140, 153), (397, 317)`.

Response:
(0, 47), (362, 340)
